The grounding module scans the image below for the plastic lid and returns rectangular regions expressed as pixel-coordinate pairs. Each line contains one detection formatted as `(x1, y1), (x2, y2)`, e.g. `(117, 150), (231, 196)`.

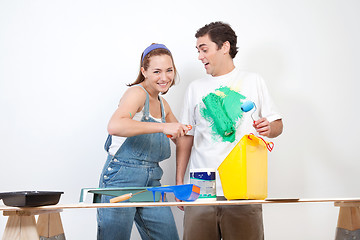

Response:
(190, 168), (216, 173)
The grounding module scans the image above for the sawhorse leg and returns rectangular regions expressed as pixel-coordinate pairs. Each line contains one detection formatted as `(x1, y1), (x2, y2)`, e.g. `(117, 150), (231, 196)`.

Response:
(335, 201), (360, 240)
(2, 211), (39, 240)
(37, 211), (65, 240)
(2, 210), (65, 240)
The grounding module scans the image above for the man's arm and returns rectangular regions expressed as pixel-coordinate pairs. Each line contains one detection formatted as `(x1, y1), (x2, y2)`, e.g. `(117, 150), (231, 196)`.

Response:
(269, 119), (283, 138)
(175, 135), (194, 210)
(176, 135), (194, 185)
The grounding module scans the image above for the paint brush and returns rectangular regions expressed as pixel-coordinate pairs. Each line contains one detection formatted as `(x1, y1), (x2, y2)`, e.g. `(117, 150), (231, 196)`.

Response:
(110, 190), (147, 203)
(166, 124), (196, 138)
(185, 124), (199, 131)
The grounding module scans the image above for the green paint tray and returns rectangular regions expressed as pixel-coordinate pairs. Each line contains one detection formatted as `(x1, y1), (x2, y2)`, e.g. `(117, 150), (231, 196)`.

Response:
(79, 187), (161, 203)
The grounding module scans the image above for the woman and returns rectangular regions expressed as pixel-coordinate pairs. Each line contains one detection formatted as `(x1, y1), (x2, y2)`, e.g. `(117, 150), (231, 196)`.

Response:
(97, 43), (187, 240)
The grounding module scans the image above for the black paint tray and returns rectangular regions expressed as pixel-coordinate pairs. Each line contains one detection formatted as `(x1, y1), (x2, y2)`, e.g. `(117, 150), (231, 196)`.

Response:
(0, 191), (63, 207)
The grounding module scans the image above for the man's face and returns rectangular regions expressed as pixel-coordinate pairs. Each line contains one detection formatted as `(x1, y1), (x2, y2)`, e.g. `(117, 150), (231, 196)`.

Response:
(196, 34), (225, 77)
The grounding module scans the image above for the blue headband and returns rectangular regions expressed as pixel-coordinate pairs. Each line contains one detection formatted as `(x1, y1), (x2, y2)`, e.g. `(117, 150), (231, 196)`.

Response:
(141, 44), (171, 62)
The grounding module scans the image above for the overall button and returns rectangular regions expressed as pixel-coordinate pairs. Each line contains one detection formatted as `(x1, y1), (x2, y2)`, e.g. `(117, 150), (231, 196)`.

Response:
(108, 167), (112, 171)
(104, 175), (109, 179)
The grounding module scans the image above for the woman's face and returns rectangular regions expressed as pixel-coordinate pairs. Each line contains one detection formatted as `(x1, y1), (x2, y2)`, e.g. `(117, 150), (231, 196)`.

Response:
(142, 54), (175, 94)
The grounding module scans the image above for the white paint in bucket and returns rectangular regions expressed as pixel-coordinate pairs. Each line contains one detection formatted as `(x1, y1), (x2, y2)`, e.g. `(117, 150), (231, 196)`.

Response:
(190, 168), (216, 201)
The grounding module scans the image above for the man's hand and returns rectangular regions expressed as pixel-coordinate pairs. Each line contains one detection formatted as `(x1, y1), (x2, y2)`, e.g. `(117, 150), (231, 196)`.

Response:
(253, 118), (271, 137)
(175, 197), (184, 211)
(253, 118), (283, 138)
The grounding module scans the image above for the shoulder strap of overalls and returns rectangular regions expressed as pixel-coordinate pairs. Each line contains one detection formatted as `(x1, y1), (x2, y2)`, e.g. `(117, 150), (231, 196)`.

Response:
(136, 84), (166, 123)
(135, 84), (150, 118)
(159, 97), (166, 123)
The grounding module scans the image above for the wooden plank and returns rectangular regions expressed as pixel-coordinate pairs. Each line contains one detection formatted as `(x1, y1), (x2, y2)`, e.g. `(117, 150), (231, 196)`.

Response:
(1, 197), (359, 240)
(1, 198), (359, 240)
(1, 198), (360, 212)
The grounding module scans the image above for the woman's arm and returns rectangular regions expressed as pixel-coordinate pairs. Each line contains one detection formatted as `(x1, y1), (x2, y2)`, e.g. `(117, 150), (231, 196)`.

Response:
(107, 87), (188, 138)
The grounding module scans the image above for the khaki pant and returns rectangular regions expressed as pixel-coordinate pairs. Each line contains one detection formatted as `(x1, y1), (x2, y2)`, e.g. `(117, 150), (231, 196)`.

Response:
(183, 203), (264, 240)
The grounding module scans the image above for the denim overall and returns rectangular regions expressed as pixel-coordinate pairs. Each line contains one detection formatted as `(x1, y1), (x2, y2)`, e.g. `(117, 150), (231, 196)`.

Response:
(97, 85), (179, 240)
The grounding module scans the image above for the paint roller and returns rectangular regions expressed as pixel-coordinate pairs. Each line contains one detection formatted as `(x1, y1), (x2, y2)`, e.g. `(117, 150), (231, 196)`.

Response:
(241, 100), (257, 122)
(202, 93), (235, 137)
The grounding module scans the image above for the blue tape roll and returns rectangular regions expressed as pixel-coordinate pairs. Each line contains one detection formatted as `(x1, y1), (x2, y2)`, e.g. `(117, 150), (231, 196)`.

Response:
(241, 101), (255, 112)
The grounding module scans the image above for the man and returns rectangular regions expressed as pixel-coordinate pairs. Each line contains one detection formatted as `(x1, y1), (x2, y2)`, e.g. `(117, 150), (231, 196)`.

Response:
(176, 21), (283, 240)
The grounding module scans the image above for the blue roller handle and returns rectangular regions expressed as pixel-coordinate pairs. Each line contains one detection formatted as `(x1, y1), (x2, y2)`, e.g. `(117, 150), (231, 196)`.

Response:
(241, 101), (255, 112)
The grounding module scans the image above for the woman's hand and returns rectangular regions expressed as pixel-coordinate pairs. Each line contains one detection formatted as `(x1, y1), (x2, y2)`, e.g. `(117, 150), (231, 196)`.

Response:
(163, 123), (189, 139)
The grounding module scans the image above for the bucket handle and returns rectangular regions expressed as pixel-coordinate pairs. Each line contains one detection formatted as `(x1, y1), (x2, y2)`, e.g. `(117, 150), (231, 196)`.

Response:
(247, 133), (274, 152)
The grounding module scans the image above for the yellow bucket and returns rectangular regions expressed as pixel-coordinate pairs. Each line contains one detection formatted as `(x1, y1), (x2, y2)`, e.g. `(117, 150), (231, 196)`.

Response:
(218, 134), (273, 200)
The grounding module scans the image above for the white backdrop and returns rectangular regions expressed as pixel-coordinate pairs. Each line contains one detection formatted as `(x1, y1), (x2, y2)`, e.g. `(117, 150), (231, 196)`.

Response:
(1, 0), (360, 239)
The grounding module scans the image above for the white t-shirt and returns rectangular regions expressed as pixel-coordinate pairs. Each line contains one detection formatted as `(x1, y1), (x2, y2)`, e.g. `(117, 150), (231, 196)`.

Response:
(180, 68), (282, 196)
